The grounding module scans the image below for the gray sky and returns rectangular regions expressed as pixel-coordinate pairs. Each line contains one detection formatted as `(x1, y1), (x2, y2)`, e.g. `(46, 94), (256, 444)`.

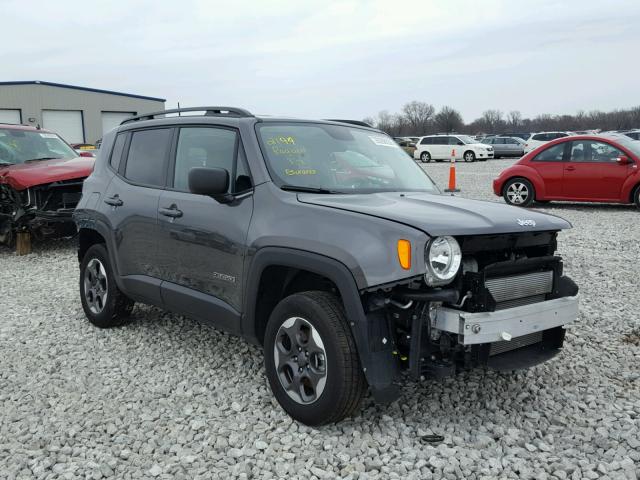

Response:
(3, 0), (639, 122)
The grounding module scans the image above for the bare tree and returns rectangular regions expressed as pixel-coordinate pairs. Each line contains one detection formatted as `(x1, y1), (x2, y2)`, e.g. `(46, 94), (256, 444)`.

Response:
(435, 106), (464, 133)
(507, 110), (522, 130)
(480, 109), (504, 133)
(400, 101), (435, 135)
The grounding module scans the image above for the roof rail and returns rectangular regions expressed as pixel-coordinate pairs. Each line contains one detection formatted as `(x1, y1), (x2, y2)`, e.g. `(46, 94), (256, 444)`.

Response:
(325, 119), (373, 128)
(121, 106), (253, 125)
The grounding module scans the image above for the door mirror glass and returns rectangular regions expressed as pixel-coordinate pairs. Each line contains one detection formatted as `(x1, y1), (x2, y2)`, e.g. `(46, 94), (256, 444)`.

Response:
(188, 167), (230, 197)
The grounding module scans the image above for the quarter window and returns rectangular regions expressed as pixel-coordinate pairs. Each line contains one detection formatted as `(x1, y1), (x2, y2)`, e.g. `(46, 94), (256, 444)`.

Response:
(124, 128), (172, 186)
(109, 133), (127, 171)
(533, 143), (565, 162)
(420, 137), (431, 145)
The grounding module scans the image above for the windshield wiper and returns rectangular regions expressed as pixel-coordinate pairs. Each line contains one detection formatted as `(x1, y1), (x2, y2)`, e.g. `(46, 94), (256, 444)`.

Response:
(24, 156), (63, 163)
(0, 161), (15, 166)
(280, 184), (342, 194)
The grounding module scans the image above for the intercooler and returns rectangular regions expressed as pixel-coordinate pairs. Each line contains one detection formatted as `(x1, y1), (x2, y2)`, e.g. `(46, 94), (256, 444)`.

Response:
(485, 270), (553, 310)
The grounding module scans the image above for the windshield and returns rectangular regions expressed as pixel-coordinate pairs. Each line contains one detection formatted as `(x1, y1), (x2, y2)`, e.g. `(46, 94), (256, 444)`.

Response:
(457, 135), (476, 144)
(257, 123), (439, 193)
(0, 128), (77, 165)
(607, 135), (640, 157)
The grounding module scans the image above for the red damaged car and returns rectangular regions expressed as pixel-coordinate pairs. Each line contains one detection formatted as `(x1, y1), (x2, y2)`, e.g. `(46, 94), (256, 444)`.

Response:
(0, 124), (94, 245)
(493, 134), (640, 208)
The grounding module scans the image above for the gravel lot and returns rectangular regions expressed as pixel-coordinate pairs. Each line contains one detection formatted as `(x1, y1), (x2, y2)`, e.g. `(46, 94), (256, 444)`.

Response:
(1, 159), (638, 479)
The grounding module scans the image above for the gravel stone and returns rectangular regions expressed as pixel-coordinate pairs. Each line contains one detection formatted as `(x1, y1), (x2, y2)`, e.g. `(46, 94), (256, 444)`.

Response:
(1, 159), (639, 478)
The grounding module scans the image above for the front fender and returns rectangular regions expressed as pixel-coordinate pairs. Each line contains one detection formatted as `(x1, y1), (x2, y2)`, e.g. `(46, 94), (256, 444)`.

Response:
(242, 246), (400, 402)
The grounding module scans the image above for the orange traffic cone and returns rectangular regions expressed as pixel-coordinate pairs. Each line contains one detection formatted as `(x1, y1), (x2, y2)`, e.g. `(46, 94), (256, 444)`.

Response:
(444, 148), (460, 193)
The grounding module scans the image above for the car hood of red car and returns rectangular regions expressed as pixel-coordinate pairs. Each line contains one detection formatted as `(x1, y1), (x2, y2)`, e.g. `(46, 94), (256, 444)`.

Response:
(0, 156), (94, 190)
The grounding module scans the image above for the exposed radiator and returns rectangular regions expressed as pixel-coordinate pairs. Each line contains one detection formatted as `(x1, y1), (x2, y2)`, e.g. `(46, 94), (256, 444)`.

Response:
(490, 331), (544, 356)
(486, 270), (553, 310)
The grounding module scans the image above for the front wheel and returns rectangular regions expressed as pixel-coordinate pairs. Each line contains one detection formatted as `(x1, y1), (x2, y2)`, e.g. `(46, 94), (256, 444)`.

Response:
(503, 178), (535, 207)
(420, 151), (431, 163)
(634, 186), (640, 210)
(464, 151), (476, 162)
(264, 291), (367, 425)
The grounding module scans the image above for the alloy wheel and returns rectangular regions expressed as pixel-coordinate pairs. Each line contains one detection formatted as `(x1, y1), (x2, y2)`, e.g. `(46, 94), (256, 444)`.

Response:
(83, 258), (108, 314)
(273, 317), (328, 405)
(506, 182), (529, 205)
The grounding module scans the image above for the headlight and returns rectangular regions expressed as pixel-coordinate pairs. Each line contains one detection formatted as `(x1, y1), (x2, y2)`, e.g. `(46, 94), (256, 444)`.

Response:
(425, 236), (462, 286)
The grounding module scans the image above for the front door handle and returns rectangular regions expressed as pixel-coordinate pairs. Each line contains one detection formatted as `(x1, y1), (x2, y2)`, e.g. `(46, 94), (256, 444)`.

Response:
(565, 166), (576, 171)
(159, 205), (183, 218)
(104, 194), (123, 207)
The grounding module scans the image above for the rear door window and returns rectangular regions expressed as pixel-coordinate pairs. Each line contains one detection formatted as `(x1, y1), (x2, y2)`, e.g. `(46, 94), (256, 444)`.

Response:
(123, 128), (173, 187)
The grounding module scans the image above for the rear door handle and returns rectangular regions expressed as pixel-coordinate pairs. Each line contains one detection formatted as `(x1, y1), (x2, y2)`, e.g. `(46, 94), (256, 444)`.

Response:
(159, 205), (183, 218)
(565, 166), (576, 171)
(104, 194), (123, 207)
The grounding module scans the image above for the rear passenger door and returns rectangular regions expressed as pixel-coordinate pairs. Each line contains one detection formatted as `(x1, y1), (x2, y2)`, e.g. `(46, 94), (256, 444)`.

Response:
(100, 127), (174, 304)
(156, 126), (254, 332)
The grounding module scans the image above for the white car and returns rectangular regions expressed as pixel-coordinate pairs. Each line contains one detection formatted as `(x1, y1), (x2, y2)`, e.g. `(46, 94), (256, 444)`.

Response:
(413, 134), (494, 163)
(523, 132), (573, 154)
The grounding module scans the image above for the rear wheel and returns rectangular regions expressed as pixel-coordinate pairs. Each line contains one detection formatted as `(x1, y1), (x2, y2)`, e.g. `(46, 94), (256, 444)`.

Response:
(503, 178), (535, 207)
(464, 151), (476, 162)
(80, 244), (133, 328)
(634, 185), (640, 209)
(264, 291), (367, 425)
(420, 151), (431, 163)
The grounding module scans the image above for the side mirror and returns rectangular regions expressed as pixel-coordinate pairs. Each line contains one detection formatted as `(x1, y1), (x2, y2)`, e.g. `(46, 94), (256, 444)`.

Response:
(616, 155), (631, 165)
(188, 167), (231, 202)
(457, 141), (464, 146)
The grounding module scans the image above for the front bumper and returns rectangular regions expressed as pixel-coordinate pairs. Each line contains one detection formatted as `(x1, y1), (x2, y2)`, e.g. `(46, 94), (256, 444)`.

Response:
(434, 295), (578, 345)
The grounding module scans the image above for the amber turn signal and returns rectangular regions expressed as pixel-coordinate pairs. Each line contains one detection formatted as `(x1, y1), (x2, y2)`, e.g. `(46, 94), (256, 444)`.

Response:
(397, 239), (411, 270)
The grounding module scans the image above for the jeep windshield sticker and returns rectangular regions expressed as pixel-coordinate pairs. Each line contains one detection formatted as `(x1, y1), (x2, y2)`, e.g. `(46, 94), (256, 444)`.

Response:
(39, 133), (58, 139)
(285, 168), (317, 176)
(369, 135), (396, 147)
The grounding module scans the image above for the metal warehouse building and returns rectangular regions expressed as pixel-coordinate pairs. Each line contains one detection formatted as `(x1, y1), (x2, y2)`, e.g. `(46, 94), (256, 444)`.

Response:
(0, 81), (165, 144)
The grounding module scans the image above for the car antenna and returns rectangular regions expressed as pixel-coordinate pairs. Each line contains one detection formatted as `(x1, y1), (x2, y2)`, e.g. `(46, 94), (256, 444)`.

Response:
(177, 102), (181, 116)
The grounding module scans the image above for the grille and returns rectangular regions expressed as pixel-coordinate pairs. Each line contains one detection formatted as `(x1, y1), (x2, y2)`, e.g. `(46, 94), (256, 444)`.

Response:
(489, 331), (543, 356)
(486, 270), (553, 310)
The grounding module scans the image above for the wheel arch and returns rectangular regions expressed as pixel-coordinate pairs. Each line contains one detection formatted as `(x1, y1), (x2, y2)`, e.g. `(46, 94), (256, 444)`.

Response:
(242, 247), (397, 401)
(501, 167), (546, 199)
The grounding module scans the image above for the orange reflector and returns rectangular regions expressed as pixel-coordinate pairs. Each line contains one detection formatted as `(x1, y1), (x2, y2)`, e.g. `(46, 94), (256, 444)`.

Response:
(397, 239), (411, 270)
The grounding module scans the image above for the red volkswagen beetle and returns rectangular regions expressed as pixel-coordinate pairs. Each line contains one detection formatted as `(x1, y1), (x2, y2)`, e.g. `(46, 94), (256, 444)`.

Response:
(493, 134), (640, 208)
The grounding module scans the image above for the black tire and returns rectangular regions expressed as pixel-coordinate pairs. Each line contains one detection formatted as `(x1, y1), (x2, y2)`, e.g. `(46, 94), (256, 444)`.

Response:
(420, 151), (431, 163)
(503, 177), (535, 207)
(79, 243), (133, 328)
(463, 150), (476, 162)
(264, 291), (367, 425)
(633, 185), (640, 210)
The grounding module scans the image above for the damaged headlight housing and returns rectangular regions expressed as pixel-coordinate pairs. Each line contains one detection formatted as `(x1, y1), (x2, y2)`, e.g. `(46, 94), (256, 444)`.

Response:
(424, 236), (462, 286)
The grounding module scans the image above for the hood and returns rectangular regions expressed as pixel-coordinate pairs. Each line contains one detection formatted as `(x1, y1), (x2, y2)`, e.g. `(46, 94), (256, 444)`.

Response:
(298, 191), (571, 236)
(0, 157), (94, 190)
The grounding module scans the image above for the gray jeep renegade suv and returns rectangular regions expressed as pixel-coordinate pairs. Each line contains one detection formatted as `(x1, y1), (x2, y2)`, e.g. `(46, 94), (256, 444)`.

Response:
(73, 107), (579, 425)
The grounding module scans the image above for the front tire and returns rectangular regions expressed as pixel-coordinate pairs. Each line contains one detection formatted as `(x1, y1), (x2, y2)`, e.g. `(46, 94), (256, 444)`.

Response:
(633, 185), (640, 209)
(464, 151), (476, 162)
(264, 291), (367, 425)
(503, 178), (535, 207)
(80, 244), (133, 328)
(420, 151), (431, 163)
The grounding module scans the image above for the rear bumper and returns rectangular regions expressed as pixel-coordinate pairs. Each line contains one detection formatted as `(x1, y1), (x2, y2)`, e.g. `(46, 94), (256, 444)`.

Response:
(434, 295), (578, 345)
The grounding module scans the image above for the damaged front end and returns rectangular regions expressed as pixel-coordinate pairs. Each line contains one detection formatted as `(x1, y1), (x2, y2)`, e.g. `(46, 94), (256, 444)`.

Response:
(0, 179), (84, 245)
(362, 231), (579, 395)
